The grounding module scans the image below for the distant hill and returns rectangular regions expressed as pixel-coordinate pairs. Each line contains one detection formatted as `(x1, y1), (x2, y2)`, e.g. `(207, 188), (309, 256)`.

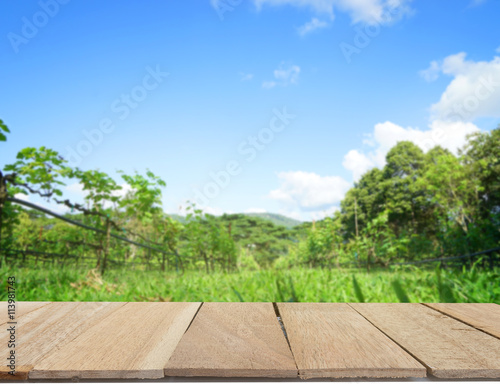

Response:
(166, 212), (302, 228)
(244, 212), (302, 228)
(167, 213), (187, 224)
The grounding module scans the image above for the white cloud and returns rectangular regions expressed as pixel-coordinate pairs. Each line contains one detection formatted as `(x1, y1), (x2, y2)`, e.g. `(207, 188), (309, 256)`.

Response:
(342, 149), (375, 181)
(245, 207), (267, 213)
(262, 63), (301, 89)
(64, 182), (134, 209)
(469, 0), (487, 6)
(276, 204), (339, 221)
(269, 171), (351, 208)
(277, 208), (303, 221)
(268, 118), (480, 219)
(342, 119), (480, 181)
(309, 206), (339, 221)
(203, 206), (228, 216)
(254, 0), (413, 25)
(275, 64), (301, 84)
(13, 191), (68, 215)
(262, 81), (277, 89)
(14, 193), (30, 202)
(239, 72), (254, 81)
(66, 182), (86, 196)
(14, 193), (69, 215)
(297, 17), (329, 36)
(425, 120), (480, 153)
(421, 52), (500, 121)
(419, 60), (440, 82)
(277, 205), (335, 221)
(114, 183), (134, 199)
(176, 203), (228, 217)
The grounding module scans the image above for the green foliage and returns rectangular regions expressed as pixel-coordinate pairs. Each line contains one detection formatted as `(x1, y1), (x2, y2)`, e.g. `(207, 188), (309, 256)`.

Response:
(5, 266), (498, 303)
(352, 275), (365, 302)
(182, 204), (237, 273)
(276, 275), (299, 302)
(71, 169), (122, 209)
(4, 146), (69, 198)
(245, 212), (302, 228)
(1, 119), (499, 306)
(435, 264), (456, 303)
(300, 216), (341, 267)
(214, 213), (300, 267)
(232, 287), (245, 302)
(236, 247), (261, 271)
(0, 119), (9, 142)
(391, 279), (411, 303)
(118, 169), (166, 220)
(419, 150), (480, 235)
(461, 128), (500, 219)
(335, 131), (500, 267)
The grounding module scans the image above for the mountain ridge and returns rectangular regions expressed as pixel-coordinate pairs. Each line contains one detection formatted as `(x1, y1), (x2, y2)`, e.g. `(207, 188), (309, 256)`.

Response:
(167, 212), (303, 228)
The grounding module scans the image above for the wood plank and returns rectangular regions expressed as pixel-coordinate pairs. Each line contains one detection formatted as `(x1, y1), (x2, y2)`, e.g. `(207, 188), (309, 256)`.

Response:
(0, 301), (50, 326)
(31, 302), (201, 380)
(164, 303), (297, 378)
(0, 301), (125, 380)
(350, 303), (500, 379)
(425, 303), (500, 339)
(277, 303), (425, 379)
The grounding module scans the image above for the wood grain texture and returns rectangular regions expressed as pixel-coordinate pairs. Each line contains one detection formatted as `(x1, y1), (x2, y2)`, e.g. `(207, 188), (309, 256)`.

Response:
(0, 301), (50, 326)
(350, 303), (500, 379)
(30, 302), (200, 380)
(425, 303), (500, 339)
(164, 303), (297, 378)
(0, 301), (125, 380)
(277, 303), (425, 379)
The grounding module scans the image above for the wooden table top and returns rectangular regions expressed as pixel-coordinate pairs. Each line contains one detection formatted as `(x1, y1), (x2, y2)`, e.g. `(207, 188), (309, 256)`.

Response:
(1, 302), (499, 380)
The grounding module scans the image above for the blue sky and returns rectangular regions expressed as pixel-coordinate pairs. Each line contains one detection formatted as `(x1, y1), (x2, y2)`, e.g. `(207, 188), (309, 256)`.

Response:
(1, 0), (499, 221)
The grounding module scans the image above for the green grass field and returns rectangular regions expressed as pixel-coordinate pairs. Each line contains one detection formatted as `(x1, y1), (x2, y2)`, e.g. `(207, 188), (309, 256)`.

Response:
(2, 264), (499, 303)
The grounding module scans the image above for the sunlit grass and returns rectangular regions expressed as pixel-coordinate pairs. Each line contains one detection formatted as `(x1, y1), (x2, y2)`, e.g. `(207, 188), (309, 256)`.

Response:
(2, 263), (499, 303)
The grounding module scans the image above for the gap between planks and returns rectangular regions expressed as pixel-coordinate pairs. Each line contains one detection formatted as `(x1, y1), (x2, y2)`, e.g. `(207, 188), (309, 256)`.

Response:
(277, 303), (426, 379)
(7, 302), (499, 380)
(1, 302), (128, 380)
(348, 303), (433, 376)
(30, 302), (201, 380)
(349, 303), (500, 379)
(272, 302), (300, 374)
(164, 303), (298, 378)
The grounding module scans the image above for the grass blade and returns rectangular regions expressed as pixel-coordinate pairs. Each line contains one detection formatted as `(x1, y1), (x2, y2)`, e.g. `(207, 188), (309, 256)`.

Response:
(391, 279), (411, 303)
(352, 275), (365, 303)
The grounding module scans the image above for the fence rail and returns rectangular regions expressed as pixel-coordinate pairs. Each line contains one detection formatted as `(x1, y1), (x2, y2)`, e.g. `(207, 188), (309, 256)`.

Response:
(335, 246), (500, 270)
(0, 248), (178, 270)
(2, 246), (499, 271)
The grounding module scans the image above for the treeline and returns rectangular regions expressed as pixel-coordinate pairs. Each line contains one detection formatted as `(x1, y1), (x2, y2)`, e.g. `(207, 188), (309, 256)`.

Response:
(1, 119), (499, 272)
(279, 127), (500, 269)
(0, 120), (309, 272)
(2, 206), (308, 273)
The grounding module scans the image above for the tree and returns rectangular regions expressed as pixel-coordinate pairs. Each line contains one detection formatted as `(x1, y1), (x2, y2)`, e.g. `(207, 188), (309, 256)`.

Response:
(1, 134), (70, 254)
(357, 210), (398, 269)
(183, 204), (238, 273)
(382, 141), (426, 235)
(65, 168), (122, 274)
(0, 119), (9, 142)
(461, 127), (500, 218)
(419, 151), (481, 236)
(341, 168), (385, 239)
(118, 170), (173, 270)
(302, 215), (343, 267)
